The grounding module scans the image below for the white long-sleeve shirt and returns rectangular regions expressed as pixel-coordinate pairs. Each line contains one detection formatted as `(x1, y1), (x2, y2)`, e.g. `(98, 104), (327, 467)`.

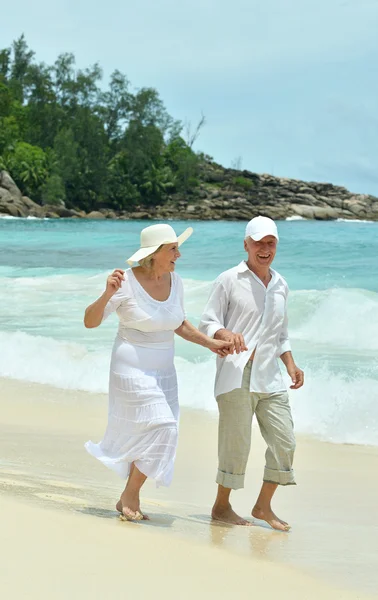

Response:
(199, 261), (291, 397)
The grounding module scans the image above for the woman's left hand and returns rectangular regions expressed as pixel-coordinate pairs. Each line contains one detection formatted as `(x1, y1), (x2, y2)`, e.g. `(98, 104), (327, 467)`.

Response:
(209, 339), (234, 358)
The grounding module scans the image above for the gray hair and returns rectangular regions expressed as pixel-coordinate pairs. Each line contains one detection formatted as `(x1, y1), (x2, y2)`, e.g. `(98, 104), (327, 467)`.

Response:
(138, 245), (164, 268)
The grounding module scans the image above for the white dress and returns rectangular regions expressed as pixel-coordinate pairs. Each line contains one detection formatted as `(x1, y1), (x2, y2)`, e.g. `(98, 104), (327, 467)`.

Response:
(85, 269), (185, 487)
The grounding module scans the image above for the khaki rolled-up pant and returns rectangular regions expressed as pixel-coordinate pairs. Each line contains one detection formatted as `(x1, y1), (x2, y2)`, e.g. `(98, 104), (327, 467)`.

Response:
(216, 362), (296, 490)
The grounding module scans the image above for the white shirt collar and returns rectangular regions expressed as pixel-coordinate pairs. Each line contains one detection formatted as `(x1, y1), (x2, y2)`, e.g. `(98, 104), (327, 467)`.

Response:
(236, 261), (278, 289)
(236, 260), (249, 274)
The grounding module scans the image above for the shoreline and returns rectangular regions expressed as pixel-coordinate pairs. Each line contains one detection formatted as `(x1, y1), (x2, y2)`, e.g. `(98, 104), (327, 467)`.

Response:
(2, 494), (373, 600)
(1, 213), (377, 223)
(1, 375), (378, 597)
(2, 167), (378, 222)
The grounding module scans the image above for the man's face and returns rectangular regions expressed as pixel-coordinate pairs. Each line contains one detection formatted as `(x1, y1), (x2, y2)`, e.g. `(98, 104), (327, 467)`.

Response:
(244, 235), (277, 269)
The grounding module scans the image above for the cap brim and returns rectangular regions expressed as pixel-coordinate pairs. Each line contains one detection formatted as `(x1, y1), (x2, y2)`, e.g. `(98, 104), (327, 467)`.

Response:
(126, 227), (194, 265)
(249, 231), (279, 242)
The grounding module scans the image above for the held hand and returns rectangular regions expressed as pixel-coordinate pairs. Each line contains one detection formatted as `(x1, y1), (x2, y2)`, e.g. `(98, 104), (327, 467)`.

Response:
(287, 364), (304, 389)
(213, 329), (248, 357)
(231, 333), (248, 354)
(213, 330), (235, 356)
(209, 339), (234, 357)
(106, 269), (125, 296)
(214, 332), (248, 355)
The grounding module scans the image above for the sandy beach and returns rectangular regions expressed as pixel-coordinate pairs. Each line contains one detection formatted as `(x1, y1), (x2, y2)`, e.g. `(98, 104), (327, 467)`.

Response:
(1, 376), (377, 599)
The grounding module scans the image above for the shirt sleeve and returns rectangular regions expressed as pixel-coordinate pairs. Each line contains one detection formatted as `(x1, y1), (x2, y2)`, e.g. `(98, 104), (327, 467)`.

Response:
(198, 278), (229, 338)
(101, 277), (129, 322)
(279, 288), (291, 355)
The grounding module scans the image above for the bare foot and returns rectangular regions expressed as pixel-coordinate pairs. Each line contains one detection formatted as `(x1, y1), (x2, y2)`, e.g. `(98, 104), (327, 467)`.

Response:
(212, 503), (252, 526)
(252, 506), (290, 531)
(116, 499), (149, 521)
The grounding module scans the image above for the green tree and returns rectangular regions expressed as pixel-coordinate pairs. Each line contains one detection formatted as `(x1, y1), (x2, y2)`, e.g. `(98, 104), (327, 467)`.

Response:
(53, 127), (79, 185)
(122, 121), (165, 182)
(53, 54), (102, 111)
(0, 48), (11, 82)
(0, 35), (211, 212)
(53, 53), (76, 107)
(9, 35), (35, 103)
(0, 82), (12, 116)
(0, 78), (21, 155)
(69, 108), (108, 210)
(106, 152), (140, 210)
(100, 70), (132, 142)
(40, 173), (66, 205)
(5, 141), (47, 197)
(0, 116), (20, 154)
(164, 136), (201, 192)
(23, 63), (61, 148)
(131, 88), (180, 138)
(140, 164), (175, 205)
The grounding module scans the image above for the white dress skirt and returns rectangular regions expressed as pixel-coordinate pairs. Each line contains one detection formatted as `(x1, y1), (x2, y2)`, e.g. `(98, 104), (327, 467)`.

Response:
(85, 269), (185, 487)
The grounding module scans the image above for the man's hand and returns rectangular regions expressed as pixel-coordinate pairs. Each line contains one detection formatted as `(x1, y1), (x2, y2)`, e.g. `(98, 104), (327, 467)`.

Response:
(214, 329), (248, 357)
(280, 351), (304, 390)
(286, 364), (304, 390)
(209, 339), (234, 357)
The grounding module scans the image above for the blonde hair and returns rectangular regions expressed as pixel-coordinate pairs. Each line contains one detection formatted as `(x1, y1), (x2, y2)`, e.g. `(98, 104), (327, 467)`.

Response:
(138, 245), (164, 268)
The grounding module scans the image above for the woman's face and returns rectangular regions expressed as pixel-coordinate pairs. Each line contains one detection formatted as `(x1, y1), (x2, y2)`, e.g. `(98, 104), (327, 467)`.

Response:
(153, 243), (181, 272)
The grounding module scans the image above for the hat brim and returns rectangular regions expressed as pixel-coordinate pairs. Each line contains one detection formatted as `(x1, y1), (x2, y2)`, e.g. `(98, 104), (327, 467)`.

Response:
(249, 231), (279, 242)
(177, 226), (193, 246)
(126, 227), (193, 265)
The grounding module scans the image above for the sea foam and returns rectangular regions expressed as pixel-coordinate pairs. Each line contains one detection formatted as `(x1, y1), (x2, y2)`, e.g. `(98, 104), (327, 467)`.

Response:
(1, 272), (378, 447)
(0, 327), (377, 447)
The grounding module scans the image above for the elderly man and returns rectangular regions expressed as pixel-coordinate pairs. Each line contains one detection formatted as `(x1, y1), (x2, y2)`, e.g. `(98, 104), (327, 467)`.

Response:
(199, 216), (304, 530)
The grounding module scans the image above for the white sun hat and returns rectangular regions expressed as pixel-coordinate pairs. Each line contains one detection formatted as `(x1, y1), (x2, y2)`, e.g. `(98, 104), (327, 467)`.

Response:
(126, 223), (193, 265)
(245, 216), (279, 242)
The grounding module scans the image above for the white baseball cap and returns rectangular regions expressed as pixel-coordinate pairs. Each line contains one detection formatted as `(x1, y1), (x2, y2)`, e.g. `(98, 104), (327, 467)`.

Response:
(126, 223), (193, 265)
(245, 216), (279, 242)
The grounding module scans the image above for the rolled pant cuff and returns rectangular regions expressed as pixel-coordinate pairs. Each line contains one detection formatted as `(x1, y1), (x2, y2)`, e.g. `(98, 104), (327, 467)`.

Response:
(216, 469), (245, 490)
(263, 467), (296, 486)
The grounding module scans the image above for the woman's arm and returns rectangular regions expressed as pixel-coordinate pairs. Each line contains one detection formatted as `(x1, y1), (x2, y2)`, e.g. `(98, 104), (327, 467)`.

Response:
(84, 269), (125, 329)
(175, 320), (232, 355)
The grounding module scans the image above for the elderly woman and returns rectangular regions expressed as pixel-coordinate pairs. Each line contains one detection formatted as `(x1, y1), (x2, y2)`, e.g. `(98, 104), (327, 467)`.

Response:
(84, 224), (230, 521)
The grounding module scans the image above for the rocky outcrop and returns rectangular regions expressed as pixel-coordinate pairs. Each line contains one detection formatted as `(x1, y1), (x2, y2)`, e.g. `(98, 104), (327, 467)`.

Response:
(0, 171), (34, 217)
(1, 167), (378, 221)
(164, 164), (378, 221)
(0, 172), (86, 219)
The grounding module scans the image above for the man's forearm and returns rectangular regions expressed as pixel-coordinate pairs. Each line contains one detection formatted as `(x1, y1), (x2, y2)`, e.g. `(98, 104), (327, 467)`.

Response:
(280, 350), (296, 368)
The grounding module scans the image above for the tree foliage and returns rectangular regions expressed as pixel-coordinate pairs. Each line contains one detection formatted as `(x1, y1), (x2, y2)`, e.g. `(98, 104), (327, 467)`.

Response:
(3, 141), (48, 196)
(0, 36), (205, 210)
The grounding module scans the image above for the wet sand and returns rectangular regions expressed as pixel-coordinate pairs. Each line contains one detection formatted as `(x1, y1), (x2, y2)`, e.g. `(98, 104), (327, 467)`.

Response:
(0, 377), (377, 599)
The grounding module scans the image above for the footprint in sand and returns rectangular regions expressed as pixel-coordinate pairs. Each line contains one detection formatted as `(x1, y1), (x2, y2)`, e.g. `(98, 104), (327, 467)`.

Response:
(42, 480), (84, 491)
(141, 499), (163, 507)
(0, 469), (29, 477)
(0, 478), (37, 489)
(34, 492), (88, 506)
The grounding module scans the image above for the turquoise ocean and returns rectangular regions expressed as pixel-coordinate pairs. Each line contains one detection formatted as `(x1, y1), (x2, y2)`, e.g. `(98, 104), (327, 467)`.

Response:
(1, 216), (377, 446)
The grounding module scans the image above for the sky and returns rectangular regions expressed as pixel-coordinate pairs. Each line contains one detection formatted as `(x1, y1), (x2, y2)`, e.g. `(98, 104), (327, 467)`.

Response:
(1, 0), (378, 195)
